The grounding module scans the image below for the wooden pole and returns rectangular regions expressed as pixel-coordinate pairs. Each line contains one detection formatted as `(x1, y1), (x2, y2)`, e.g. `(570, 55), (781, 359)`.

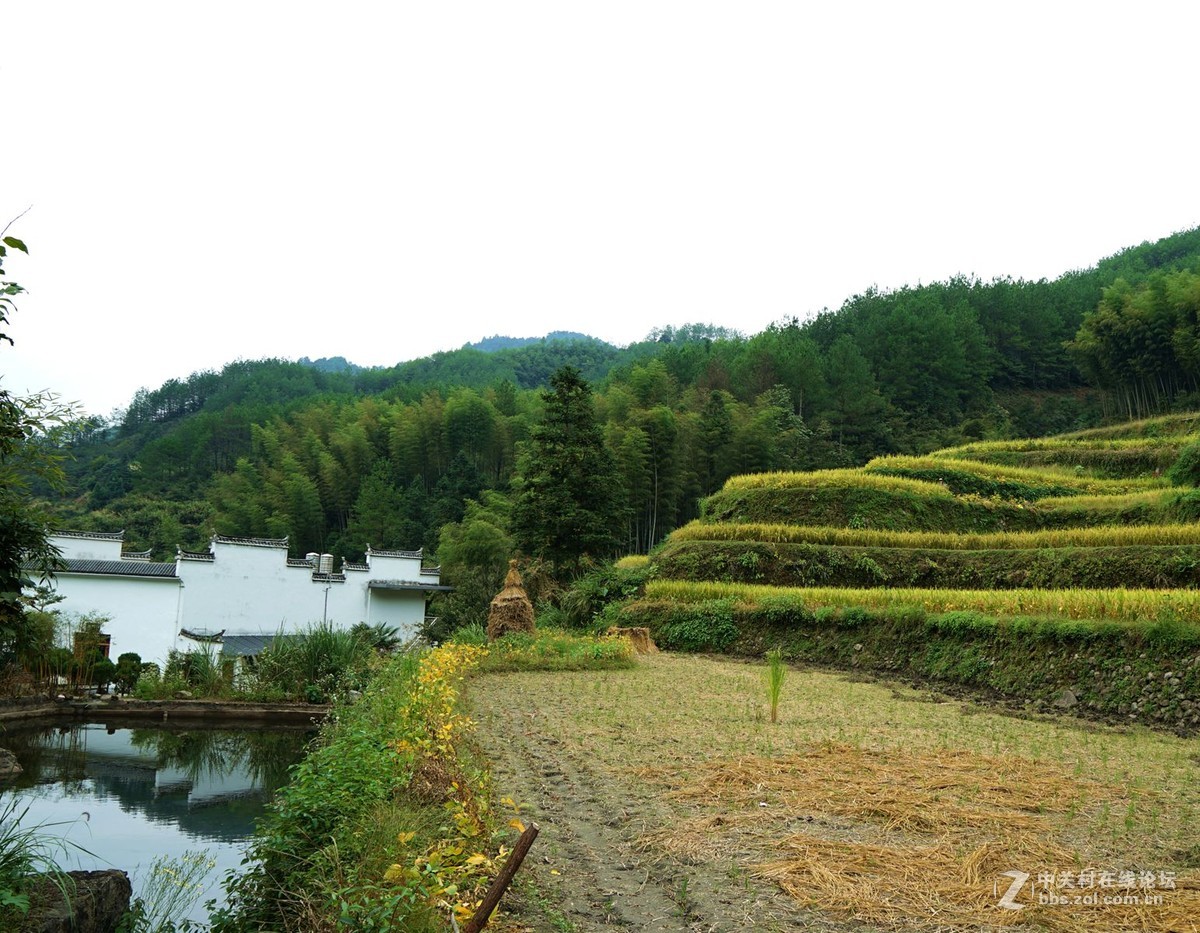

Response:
(462, 822), (540, 933)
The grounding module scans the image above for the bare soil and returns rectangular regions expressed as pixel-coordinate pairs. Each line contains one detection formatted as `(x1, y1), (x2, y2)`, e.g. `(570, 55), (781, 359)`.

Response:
(467, 654), (1200, 933)
(470, 663), (872, 932)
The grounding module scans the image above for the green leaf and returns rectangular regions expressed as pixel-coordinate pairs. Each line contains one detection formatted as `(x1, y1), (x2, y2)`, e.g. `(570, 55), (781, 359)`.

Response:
(2, 236), (28, 253)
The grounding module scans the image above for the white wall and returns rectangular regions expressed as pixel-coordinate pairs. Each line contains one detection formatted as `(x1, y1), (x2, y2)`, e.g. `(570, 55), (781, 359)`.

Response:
(176, 541), (431, 639)
(40, 535), (437, 666)
(46, 571), (182, 665)
(54, 534), (124, 561)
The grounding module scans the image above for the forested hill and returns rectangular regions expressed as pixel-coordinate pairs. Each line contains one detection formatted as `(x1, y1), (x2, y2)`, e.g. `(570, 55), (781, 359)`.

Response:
(46, 225), (1200, 566)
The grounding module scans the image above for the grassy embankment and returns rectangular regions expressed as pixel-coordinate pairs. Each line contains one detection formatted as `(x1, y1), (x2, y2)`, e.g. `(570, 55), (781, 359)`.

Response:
(208, 630), (632, 933)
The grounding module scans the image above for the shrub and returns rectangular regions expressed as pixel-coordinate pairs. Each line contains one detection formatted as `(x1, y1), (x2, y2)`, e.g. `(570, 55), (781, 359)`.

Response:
(114, 652), (142, 694)
(247, 623), (373, 703)
(91, 658), (116, 692)
(1167, 442), (1200, 486)
(655, 600), (739, 652)
(558, 562), (653, 627)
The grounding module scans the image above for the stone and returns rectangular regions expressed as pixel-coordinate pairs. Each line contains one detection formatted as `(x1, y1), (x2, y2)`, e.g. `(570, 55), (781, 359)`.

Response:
(28, 869), (132, 933)
(1053, 688), (1078, 709)
(0, 747), (21, 781)
(605, 627), (659, 654)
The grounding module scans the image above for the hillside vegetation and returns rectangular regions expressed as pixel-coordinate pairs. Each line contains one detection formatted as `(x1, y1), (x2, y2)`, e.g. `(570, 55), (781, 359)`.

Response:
(39, 226), (1200, 585)
(616, 412), (1200, 730)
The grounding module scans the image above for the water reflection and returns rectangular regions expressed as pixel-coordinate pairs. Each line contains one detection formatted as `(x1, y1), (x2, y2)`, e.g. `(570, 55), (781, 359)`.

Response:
(0, 721), (315, 921)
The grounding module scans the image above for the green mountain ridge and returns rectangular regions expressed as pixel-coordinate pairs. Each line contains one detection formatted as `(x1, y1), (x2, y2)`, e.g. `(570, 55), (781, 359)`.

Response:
(43, 224), (1200, 570)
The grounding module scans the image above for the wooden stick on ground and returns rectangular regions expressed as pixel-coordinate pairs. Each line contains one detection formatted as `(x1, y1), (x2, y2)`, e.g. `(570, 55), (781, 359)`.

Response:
(463, 822), (540, 933)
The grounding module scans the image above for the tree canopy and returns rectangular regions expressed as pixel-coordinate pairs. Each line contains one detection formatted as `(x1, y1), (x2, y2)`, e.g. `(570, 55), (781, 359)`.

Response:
(0, 230), (74, 664)
(512, 367), (621, 576)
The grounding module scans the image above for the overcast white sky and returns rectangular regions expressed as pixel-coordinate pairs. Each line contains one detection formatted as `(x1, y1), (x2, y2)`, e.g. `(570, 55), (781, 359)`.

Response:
(3, 2), (1198, 417)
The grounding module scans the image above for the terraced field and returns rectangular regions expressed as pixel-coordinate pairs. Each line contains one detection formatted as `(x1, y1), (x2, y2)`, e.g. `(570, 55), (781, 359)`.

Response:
(618, 411), (1200, 730)
(592, 413), (1200, 931)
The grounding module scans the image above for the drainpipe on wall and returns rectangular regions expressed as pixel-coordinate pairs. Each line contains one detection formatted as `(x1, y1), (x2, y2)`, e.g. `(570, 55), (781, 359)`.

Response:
(173, 581), (185, 658)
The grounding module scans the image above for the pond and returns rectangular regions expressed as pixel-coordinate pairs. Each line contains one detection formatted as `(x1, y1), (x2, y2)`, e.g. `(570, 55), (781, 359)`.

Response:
(0, 719), (316, 925)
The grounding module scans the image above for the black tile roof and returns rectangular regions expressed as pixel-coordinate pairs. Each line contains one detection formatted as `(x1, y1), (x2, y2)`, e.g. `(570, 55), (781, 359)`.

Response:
(215, 634), (277, 657)
(60, 559), (178, 578)
(368, 579), (453, 592)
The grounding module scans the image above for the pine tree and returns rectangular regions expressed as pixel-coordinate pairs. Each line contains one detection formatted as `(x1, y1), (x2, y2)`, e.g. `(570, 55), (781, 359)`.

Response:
(512, 366), (620, 576)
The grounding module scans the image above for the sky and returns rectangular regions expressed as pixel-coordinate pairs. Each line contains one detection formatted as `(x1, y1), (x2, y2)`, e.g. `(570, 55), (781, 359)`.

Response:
(3, 1), (1199, 418)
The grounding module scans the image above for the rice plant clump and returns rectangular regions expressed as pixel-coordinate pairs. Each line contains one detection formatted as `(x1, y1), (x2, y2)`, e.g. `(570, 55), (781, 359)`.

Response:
(765, 647), (785, 724)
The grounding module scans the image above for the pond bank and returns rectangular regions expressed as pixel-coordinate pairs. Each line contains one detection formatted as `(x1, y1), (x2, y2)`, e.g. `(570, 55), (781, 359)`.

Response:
(0, 696), (330, 726)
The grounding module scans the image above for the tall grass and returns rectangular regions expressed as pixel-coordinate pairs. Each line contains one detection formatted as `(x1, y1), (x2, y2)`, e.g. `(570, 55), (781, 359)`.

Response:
(1053, 412), (1200, 441)
(644, 580), (1200, 628)
(126, 850), (217, 932)
(0, 801), (88, 922)
(936, 436), (1194, 455)
(864, 455), (1163, 494)
(1036, 489), (1179, 512)
(669, 520), (1200, 550)
(720, 470), (951, 496)
(250, 622), (374, 702)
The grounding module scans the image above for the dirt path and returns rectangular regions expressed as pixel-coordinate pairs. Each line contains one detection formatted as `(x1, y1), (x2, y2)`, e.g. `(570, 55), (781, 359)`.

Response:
(468, 670), (855, 932)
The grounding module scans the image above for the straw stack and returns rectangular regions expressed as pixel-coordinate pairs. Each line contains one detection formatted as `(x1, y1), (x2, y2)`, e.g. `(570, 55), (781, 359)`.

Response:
(487, 559), (536, 641)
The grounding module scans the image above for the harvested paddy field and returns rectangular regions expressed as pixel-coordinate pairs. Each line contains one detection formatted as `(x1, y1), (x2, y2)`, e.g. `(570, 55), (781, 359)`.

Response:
(469, 654), (1200, 932)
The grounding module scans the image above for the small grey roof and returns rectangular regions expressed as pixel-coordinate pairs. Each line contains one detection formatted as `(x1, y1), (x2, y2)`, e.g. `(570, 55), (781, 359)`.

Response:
(60, 559), (178, 578)
(368, 579), (453, 592)
(368, 546), (423, 559)
(55, 529), (125, 541)
(218, 634), (277, 657)
(212, 534), (289, 549)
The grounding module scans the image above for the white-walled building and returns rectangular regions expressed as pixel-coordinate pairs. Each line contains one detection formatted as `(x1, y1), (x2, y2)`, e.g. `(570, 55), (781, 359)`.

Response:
(43, 531), (448, 665)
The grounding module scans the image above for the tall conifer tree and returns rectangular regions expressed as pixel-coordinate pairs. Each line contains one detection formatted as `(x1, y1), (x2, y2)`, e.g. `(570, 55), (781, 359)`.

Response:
(513, 366), (620, 576)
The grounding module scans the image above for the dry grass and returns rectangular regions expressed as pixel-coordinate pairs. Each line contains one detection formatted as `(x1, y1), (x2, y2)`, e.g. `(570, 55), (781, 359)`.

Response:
(473, 655), (1200, 932)
(636, 743), (1199, 931)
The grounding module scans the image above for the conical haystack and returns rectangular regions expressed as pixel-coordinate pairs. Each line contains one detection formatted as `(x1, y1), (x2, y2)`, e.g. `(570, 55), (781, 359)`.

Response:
(487, 559), (536, 641)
